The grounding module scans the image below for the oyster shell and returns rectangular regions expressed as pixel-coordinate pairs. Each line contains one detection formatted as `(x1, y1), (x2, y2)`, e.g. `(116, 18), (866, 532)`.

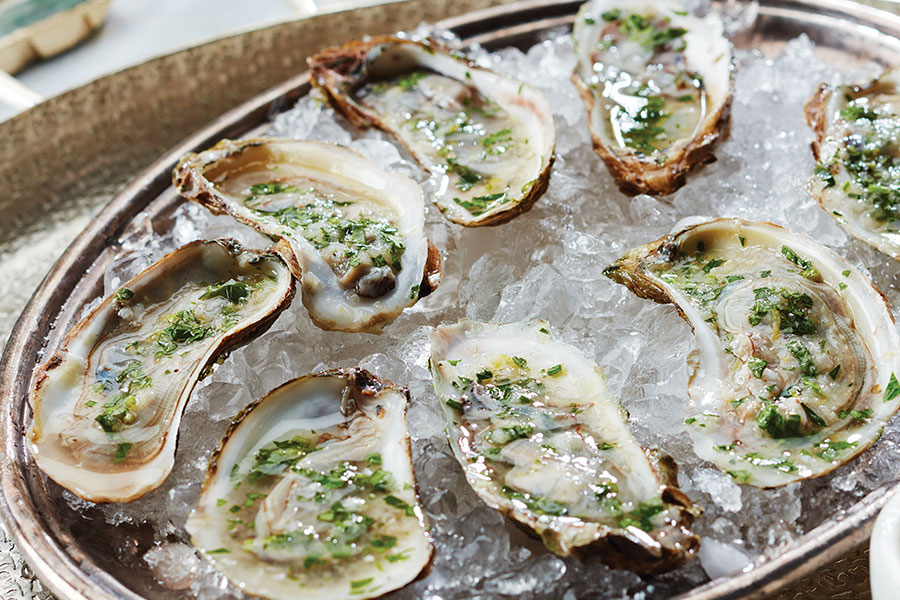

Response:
(806, 68), (900, 260)
(29, 240), (294, 502)
(188, 369), (432, 600)
(308, 36), (555, 226)
(572, 0), (733, 196)
(429, 319), (700, 574)
(174, 138), (441, 334)
(605, 218), (900, 487)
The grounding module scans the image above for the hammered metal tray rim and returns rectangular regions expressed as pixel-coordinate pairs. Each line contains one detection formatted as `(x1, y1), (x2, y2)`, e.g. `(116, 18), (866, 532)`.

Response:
(2, 1), (899, 599)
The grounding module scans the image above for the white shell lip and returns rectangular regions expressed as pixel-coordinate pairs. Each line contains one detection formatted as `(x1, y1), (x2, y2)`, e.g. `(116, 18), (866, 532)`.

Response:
(308, 36), (556, 226)
(188, 368), (433, 600)
(572, 0), (734, 196)
(173, 138), (440, 334)
(27, 239), (295, 503)
(870, 489), (900, 600)
(606, 217), (900, 487)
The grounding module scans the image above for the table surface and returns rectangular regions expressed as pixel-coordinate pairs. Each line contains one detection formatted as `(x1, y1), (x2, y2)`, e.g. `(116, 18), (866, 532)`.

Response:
(0, 0), (296, 122)
(0, 0), (891, 598)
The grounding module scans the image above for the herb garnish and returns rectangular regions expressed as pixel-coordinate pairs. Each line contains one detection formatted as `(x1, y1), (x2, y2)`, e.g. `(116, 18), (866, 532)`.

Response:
(200, 279), (249, 303)
(781, 246), (820, 280)
(155, 310), (215, 357)
(757, 403), (802, 438)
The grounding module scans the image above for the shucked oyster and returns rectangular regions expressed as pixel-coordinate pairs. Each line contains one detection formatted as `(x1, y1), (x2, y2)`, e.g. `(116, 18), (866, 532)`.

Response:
(573, 0), (733, 196)
(430, 320), (700, 574)
(188, 369), (431, 600)
(174, 138), (441, 333)
(308, 37), (555, 226)
(29, 240), (294, 502)
(605, 219), (900, 487)
(806, 68), (900, 260)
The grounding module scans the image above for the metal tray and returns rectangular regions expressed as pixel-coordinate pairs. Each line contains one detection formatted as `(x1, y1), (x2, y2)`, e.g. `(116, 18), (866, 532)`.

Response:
(2, 0), (899, 598)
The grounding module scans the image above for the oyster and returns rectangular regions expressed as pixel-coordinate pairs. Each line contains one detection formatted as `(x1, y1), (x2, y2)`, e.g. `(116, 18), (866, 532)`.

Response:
(174, 138), (441, 333)
(188, 369), (431, 600)
(806, 68), (900, 260)
(29, 240), (294, 502)
(429, 320), (700, 574)
(308, 36), (555, 226)
(572, 0), (733, 196)
(605, 218), (900, 487)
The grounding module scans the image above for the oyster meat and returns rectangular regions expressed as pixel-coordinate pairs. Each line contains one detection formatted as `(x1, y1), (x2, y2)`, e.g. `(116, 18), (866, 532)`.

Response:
(605, 218), (900, 487)
(29, 240), (294, 502)
(188, 369), (432, 600)
(429, 320), (700, 574)
(572, 0), (733, 196)
(806, 68), (900, 260)
(174, 138), (441, 333)
(308, 36), (555, 226)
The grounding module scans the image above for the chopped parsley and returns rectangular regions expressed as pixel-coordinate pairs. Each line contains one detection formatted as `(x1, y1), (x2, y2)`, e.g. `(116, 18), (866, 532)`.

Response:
(727, 470), (752, 483)
(781, 246), (820, 280)
(155, 309), (215, 357)
(747, 287), (816, 335)
(248, 182), (301, 196)
(476, 369), (493, 381)
(815, 440), (856, 461)
(840, 104), (878, 122)
(115, 288), (134, 302)
(446, 157), (483, 192)
(95, 361), (152, 434)
(487, 424), (534, 445)
(350, 578), (374, 590)
(885, 373), (900, 402)
(453, 192), (507, 216)
(200, 279), (249, 303)
(620, 87), (669, 154)
(481, 128), (513, 154)
(396, 71), (427, 91)
(839, 408), (873, 421)
(814, 164), (836, 188)
(384, 495), (416, 517)
(787, 341), (818, 377)
(246, 435), (317, 483)
(748, 358), (767, 379)
(703, 258), (726, 273)
(617, 497), (665, 532)
(620, 13), (687, 51)
(756, 403), (802, 439)
(502, 486), (568, 516)
(801, 402), (826, 427)
(113, 442), (132, 464)
(601, 8), (621, 21)
(546, 364), (564, 377)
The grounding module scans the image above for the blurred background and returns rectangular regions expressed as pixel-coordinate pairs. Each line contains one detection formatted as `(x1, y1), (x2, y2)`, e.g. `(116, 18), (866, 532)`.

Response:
(0, 0), (374, 121)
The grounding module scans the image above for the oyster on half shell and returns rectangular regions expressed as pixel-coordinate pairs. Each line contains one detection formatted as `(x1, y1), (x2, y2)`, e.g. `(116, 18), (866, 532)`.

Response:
(806, 68), (900, 260)
(29, 240), (294, 502)
(174, 138), (441, 333)
(188, 369), (432, 600)
(308, 36), (555, 226)
(605, 219), (900, 487)
(429, 320), (700, 574)
(573, 0), (733, 196)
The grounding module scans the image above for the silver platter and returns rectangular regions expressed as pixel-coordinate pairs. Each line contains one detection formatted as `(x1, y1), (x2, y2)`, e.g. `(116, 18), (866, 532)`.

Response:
(2, 1), (899, 598)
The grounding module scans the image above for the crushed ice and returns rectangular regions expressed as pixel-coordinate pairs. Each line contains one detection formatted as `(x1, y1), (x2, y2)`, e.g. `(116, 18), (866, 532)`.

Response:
(88, 21), (900, 600)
